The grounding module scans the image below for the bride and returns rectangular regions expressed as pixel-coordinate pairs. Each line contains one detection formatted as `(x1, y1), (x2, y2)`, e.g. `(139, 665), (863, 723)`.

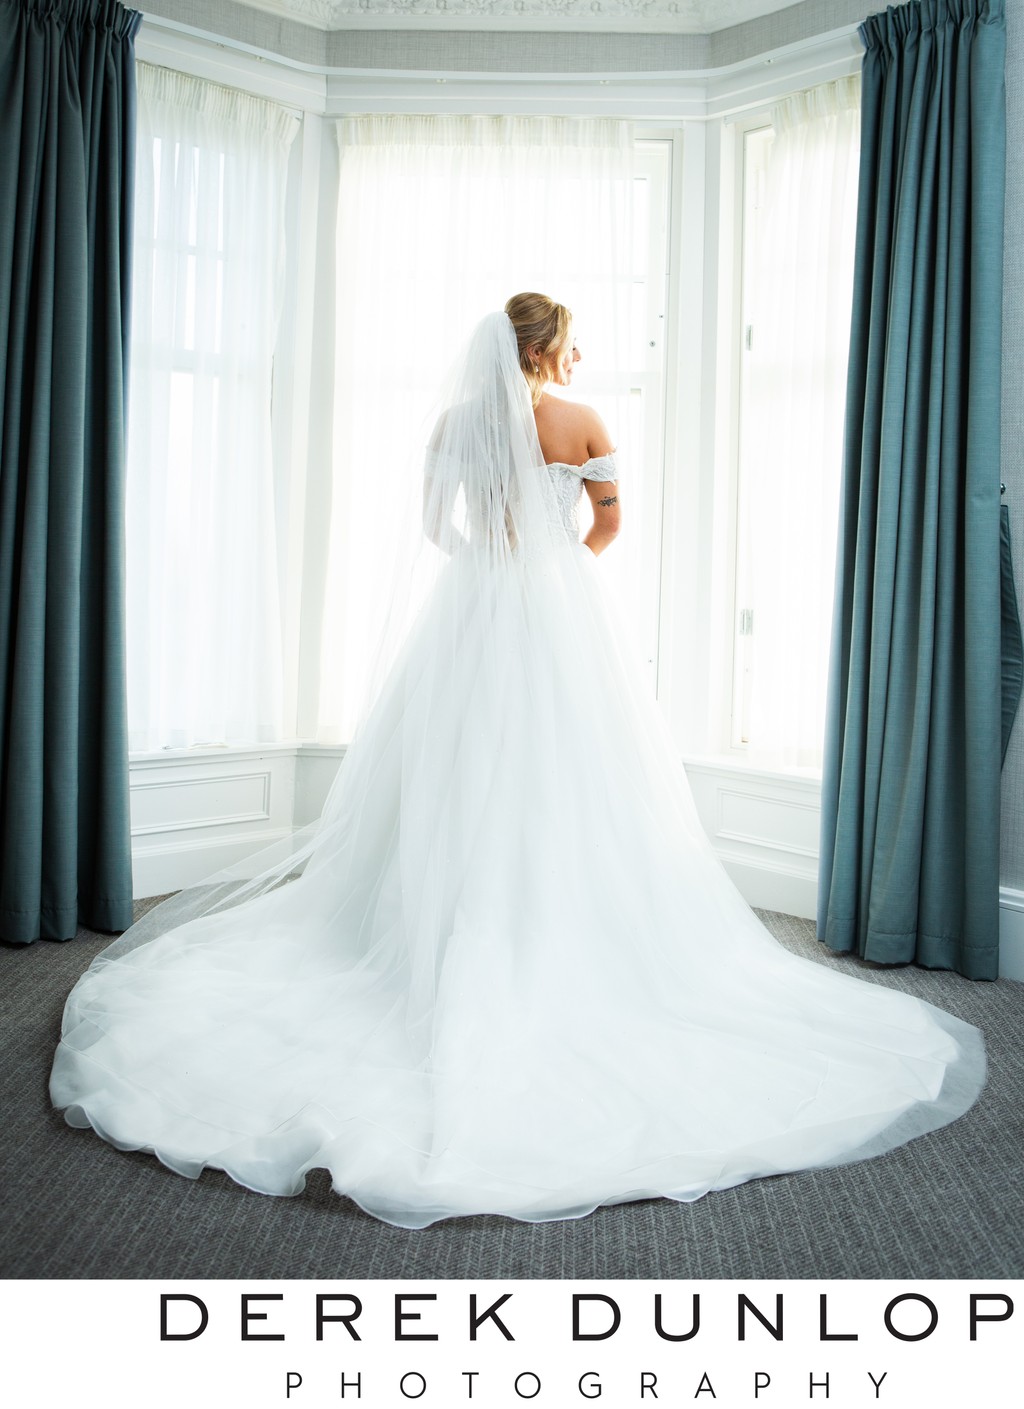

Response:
(50, 293), (985, 1229)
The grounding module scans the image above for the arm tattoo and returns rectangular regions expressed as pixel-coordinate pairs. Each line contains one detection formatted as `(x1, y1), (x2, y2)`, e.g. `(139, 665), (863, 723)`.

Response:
(597, 494), (618, 508)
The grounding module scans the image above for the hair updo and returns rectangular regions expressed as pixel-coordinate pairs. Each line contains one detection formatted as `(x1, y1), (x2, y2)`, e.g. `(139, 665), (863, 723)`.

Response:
(504, 292), (573, 407)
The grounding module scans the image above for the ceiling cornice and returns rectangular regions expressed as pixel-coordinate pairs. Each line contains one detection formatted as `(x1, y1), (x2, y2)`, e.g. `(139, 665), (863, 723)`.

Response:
(227, 0), (791, 34)
(136, 11), (862, 119)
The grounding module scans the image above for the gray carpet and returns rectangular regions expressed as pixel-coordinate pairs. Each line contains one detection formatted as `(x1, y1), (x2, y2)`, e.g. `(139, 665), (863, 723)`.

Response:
(2, 902), (1021, 1280)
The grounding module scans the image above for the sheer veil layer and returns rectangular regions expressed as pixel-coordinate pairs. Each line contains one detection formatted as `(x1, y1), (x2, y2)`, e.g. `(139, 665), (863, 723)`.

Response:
(50, 313), (986, 1228)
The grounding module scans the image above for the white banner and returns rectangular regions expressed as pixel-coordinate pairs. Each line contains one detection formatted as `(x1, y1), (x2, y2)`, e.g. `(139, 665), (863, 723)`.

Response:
(2, 1278), (1019, 1407)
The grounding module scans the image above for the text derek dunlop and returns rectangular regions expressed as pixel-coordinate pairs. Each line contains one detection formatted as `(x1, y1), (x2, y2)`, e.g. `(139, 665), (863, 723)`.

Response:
(156, 1287), (1016, 1403)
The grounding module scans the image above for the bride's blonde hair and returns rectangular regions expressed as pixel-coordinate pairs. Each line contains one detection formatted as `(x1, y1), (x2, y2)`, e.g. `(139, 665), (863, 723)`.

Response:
(504, 292), (572, 407)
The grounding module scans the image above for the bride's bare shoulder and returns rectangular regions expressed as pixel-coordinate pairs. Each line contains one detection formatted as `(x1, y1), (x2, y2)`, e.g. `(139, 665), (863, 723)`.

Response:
(535, 394), (614, 464)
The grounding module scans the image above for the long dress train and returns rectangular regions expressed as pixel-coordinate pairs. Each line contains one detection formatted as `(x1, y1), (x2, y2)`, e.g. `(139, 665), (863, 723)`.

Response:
(50, 314), (986, 1228)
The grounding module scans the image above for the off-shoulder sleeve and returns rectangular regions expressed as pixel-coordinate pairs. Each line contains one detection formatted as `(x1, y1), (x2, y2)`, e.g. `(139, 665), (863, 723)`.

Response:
(580, 452), (619, 483)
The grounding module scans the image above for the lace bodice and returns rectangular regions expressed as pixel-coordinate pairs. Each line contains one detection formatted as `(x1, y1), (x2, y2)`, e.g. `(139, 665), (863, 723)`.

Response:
(424, 447), (619, 544)
(546, 453), (619, 534)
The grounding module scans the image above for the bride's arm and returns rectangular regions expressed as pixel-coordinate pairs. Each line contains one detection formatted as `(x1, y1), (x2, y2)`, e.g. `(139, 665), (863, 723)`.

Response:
(423, 417), (468, 554)
(579, 405), (620, 557)
(423, 460), (456, 552)
(582, 477), (621, 556)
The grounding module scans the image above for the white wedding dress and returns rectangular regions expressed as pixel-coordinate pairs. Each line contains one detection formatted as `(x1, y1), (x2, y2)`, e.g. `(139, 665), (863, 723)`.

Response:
(51, 315), (985, 1229)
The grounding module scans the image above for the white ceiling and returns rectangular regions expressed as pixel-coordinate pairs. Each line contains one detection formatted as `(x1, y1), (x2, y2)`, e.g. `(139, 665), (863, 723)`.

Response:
(227, 0), (798, 35)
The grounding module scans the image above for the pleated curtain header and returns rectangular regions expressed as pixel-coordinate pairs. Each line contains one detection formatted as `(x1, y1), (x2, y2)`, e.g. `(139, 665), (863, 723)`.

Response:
(136, 62), (300, 148)
(861, 0), (1005, 49)
(2, 0), (140, 38)
(770, 73), (861, 133)
(337, 115), (634, 152)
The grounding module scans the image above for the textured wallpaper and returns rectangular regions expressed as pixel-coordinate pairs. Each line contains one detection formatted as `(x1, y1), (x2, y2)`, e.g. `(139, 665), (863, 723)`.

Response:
(325, 30), (711, 70)
(137, 0), (862, 71)
(1000, 0), (1024, 892)
(138, 0), (327, 63)
(711, 0), (868, 65)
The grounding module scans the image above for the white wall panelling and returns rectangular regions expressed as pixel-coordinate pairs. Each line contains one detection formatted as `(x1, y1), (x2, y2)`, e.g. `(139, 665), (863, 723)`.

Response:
(130, 746), (297, 895)
(131, 769), (272, 835)
(681, 760), (1024, 982)
(683, 759), (820, 917)
(129, 744), (348, 897)
(716, 786), (819, 857)
(999, 891), (1024, 982)
(293, 744), (347, 826)
(133, 738), (1022, 978)
(130, 748), (826, 911)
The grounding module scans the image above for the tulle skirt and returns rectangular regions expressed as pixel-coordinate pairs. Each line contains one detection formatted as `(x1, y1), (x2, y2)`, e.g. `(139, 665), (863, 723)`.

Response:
(51, 537), (986, 1228)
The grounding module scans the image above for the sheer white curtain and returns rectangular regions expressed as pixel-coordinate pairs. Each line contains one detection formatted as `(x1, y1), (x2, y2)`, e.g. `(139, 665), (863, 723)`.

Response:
(736, 76), (861, 769)
(126, 64), (298, 751)
(318, 116), (637, 742)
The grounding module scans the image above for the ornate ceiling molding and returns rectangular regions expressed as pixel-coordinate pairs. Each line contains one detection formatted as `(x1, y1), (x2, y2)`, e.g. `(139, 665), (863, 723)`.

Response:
(229, 0), (787, 34)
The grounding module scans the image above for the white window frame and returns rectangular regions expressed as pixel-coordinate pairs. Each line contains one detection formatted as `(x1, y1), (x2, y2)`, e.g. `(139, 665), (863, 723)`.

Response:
(621, 136), (673, 693)
(730, 115), (775, 754)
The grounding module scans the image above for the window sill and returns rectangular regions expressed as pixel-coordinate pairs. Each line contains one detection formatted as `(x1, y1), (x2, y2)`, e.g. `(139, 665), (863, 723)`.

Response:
(129, 739), (346, 765)
(681, 752), (823, 789)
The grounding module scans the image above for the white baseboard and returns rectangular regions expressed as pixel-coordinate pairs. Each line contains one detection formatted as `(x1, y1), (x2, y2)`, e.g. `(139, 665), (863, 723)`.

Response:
(293, 744), (347, 826)
(131, 826), (295, 898)
(718, 851), (818, 919)
(999, 889), (1024, 982)
(721, 857), (1024, 983)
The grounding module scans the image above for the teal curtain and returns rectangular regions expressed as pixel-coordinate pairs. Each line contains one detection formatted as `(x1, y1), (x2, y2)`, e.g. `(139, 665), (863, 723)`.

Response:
(817, 0), (1006, 980)
(1001, 502), (1023, 764)
(0, 0), (140, 943)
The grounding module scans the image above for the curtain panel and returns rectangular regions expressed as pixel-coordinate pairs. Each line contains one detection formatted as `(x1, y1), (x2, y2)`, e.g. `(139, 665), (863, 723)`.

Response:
(818, 0), (1006, 979)
(126, 64), (298, 751)
(0, 0), (141, 942)
(738, 76), (861, 767)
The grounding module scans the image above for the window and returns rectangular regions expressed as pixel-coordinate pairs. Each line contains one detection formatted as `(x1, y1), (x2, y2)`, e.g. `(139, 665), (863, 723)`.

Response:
(317, 118), (672, 742)
(606, 139), (672, 696)
(122, 57), (857, 777)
